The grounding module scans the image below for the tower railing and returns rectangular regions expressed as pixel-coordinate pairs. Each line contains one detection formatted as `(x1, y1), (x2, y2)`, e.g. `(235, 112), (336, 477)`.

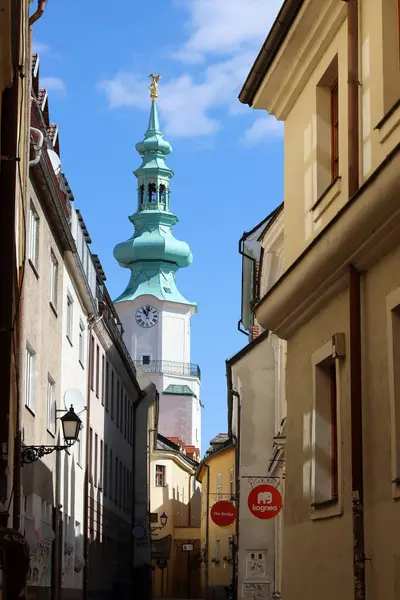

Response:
(134, 360), (201, 379)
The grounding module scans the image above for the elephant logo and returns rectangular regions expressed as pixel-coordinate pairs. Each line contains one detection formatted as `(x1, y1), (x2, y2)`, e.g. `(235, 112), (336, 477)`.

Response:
(257, 491), (273, 505)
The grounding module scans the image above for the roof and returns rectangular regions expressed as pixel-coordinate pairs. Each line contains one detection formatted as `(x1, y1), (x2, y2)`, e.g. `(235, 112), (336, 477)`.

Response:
(257, 202), (284, 243)
(196, 437), (235, 481)
(163, 384), (195, 396)
(156, 433), (199, 467)
(239, 0), (304, 107)
(209, 433), (230, 445)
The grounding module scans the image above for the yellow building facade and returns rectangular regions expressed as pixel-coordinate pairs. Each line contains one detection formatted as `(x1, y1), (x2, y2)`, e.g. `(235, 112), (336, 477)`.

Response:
(240, 1), (400, 599)
(197, 436), (236, 600)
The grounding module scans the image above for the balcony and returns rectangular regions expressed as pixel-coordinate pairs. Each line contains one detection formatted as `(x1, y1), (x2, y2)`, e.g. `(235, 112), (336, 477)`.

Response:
(134, 360), (201, 379)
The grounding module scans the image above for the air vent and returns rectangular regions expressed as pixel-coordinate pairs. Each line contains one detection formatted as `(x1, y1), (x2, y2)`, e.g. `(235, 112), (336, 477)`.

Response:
(163, 287), (172, 294)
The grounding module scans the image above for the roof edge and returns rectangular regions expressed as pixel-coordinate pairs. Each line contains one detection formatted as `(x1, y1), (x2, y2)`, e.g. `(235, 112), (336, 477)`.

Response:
(238, 0), (305, 107)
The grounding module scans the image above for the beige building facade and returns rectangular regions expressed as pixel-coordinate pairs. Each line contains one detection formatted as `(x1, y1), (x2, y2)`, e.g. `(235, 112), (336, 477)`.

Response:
(239, 1), (400, 599)
(228, 206), (286, 600)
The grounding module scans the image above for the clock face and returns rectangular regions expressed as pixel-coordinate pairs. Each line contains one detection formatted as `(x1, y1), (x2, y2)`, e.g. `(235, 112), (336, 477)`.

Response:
(135, 305), (159, 328)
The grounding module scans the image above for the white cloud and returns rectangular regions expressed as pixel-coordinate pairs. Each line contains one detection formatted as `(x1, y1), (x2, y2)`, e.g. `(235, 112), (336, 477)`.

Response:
(243, 115), (283, 144)
(32, 40), (51, 55)
(41, 77), (66, 94)
(99, 0), (283, 139)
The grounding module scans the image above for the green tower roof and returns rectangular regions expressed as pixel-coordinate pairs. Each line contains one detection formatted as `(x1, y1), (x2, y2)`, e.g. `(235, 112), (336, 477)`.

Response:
(113, 75), (196, 308)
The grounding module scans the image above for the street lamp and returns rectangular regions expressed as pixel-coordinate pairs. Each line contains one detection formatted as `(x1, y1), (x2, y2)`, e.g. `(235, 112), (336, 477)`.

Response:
(151, 512), (168, 533)
(21, 405), (82, 465)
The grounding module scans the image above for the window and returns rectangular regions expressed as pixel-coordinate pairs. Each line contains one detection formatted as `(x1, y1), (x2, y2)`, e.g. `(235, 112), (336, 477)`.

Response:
(105, 361), (110, 412)
(115, 456), (118, 503)
(46, 376), (56, 434)
(90, 335), (95, 390)
(79, 321), (85, 366)
(159, 184), (166, 204)
(94, 433), (98, 487)
(50, 252), (58, 308)
(77, 431), (82, 466)
(228, 536), (234, 561)
(142, 355), (151, 365)
(139, 184), (144, 205)
(155, 464), (165, 487)
(111, 370), (114, 419)
(119, 461), (123, 508)
(330, 78), (339, 180)
(386, 288), (400, 498)
(216, 475), (222, 500)
(95, 344), (100, 397)
(316, 56), (339, 198)
(109, 449), (113, 499)
(215, 538), (221, 563)
(28, 203), (39, 268)
(148, 182), (157, 203)
(100, 440), (103, 490)
(66, 294), (73, 342)
(116, 380), (120, 427)
(24, 344), (36, 412)
(311, 338), (343, 512)
(89, 428), (93, 483)
(104, 444), (108, 496)
(101, 355), (105, 406)
(229, 469), (234, 499)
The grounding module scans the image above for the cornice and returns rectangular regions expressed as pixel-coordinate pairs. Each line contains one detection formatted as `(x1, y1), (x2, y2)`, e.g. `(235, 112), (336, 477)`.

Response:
(255, 144), (400, 339)
(254, 0), (347, 120)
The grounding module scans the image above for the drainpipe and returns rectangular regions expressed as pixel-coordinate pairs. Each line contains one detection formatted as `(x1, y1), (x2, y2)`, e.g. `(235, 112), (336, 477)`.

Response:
(205, 462), (210, 600)
(343, 1), (365, 598)
(29, 0), (47, 26)
(29, 127), (44, 167)
(231, 392), (240, 600)
(345, 0), (360, 197)
(349, 265), (366, 600)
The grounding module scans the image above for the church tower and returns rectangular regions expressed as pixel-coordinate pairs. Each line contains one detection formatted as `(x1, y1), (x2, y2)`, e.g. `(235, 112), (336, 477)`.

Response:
(113, 75), (201, 451)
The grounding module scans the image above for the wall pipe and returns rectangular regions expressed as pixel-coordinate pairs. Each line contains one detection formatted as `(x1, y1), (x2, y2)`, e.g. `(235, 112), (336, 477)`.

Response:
(28, 126), (43, 167)
(205, 462), (210, 600)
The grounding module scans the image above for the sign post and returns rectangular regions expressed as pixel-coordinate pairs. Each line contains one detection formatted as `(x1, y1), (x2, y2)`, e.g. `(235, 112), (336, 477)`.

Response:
(247, 484), (283, 520)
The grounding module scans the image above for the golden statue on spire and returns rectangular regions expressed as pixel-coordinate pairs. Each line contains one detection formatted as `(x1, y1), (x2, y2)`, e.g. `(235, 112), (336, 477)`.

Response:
(148, 74), (161, 101)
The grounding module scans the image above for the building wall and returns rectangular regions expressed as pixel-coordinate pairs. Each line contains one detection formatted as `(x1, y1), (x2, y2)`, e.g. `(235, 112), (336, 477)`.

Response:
(150, 451), (200, 598)
(22, 181), (64, 593)
(199, 446), (235, 600)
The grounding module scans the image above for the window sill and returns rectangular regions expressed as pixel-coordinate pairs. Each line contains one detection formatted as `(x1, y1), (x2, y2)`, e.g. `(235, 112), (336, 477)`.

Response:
(49, 302), (58, 317)
(311, 177), (341, 222)
(25, 405), (36, 417)
(375, 98), (400, 144)
(66, 335), (73, 347)
(28, 259), (39, 280)
(311, 496), (342, 520)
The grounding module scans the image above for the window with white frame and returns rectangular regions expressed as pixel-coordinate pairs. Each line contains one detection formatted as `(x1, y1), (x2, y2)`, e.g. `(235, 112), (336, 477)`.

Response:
(66, 294), (73, 341)
(24, 344), (36, 412)
(79, 321), (85, 366)
(49, 252), (58, 308)
(216, 474), (222, 500)
(155, 464), (166, 487)
(229, 469), (234, 498)
(142, 354), (151, 365)
(46, 376), (56, 434)
(28, 203), (39, 268)
(215, 538), (221, 562)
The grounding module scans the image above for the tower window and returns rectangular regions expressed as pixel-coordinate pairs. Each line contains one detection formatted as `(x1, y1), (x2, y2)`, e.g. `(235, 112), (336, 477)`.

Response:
(159, 184), (166, 204)
(142, 355), (151, 365)
(139, 184), (144, 204)
(148, 183), (157, 203)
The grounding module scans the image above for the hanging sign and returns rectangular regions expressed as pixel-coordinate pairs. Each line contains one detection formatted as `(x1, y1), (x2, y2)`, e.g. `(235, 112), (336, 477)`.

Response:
(210, 501), (236, 527)
(248, 484), (282, 520)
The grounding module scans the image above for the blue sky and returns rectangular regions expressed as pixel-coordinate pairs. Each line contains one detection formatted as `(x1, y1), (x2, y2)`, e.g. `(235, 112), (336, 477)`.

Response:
(32, 0), (284, 453)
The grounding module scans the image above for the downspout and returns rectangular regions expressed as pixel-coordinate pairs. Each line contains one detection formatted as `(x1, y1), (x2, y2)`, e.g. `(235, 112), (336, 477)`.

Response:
(227, 360), (240, 600)
(28, 127), (43, 167)
(344, 2), (365, 598)
(205, 462), (210, 600)
(29, 0), (47, 26)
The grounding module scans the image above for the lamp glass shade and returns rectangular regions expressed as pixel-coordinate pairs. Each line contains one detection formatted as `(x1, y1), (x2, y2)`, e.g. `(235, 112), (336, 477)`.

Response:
(61, 405), (82, 445)
(160, 512), (168, 526)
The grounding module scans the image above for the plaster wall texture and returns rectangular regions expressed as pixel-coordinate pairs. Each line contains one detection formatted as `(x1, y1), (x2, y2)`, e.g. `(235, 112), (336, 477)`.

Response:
(21, 182), (64, 583)
(58, 262), (89, 590)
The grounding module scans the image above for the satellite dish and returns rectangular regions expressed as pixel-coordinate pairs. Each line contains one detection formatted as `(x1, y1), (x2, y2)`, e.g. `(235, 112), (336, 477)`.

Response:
(47, 148), (62, 175)
(64, 388), (86, 414)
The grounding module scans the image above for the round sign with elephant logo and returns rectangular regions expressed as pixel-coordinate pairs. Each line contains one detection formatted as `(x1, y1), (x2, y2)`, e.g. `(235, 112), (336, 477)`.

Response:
(248, 484), (282, 520)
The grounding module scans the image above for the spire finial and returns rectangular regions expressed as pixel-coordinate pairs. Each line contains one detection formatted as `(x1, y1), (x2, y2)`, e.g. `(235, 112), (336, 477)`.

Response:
(148, 73), (161, 101)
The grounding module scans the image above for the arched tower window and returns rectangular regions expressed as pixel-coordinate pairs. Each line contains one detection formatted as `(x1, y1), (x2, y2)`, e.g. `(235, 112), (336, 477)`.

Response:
(139, 184), (145, 205)
(159, 184), (166, 204)
(148, 183), (157, 203)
